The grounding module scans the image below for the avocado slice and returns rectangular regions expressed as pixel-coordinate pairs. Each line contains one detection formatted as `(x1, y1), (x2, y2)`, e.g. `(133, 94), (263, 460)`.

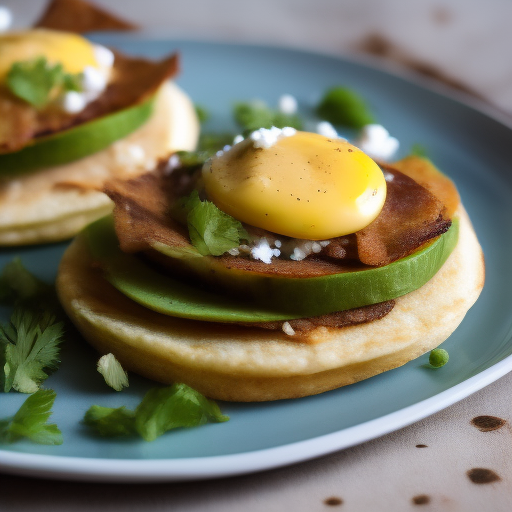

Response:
(84, 214), (458, 321)
(0, 95), (155, 175)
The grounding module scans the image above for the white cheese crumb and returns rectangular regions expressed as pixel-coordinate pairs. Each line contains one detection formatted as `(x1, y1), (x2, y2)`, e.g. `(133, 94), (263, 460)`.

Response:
(228, 248), (240, 256)
(94, 44), (115, 69)
(278, 94), (298, 115)
(274, 240), (282, 248)
(250, 126), (297, 149)
(311, 242), (322, 253)
(250, 238), (274, 264)
(384, 171), (394, 182)
(233, 134), (244, 145)
(60, 91), (87, 113)
(290, 247), (307, 261)
(0, 6), (11, 32)
(357, 124), (399, 161)
(316, 121), (339, 139)
(282, 321), (295, 336)
(82, 66), (108, 95)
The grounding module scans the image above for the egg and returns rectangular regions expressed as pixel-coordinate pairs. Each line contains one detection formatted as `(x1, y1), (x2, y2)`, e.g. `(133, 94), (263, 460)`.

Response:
(202, 129), (387, 240)
(0, 28), (102, 91)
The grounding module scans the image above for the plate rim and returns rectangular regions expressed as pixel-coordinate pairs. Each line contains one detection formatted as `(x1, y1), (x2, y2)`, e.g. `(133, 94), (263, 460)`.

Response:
(1, 36), (511, 482)
(1, 354), (512, 482)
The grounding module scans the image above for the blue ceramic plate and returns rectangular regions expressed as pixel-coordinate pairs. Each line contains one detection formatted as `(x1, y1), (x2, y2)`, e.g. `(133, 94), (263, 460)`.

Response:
(1, 38), (512, 483)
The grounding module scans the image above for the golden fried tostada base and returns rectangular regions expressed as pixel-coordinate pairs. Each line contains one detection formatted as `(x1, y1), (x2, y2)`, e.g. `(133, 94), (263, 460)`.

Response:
(0, 82), (199, 245)
(56, 206), (484, 402)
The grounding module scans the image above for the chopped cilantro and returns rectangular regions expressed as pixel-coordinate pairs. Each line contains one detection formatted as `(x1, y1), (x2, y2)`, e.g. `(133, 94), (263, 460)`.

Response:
(233, 100), (303, 134)
(6, 57), (83, 109)
(198, 132), (237, 154)
(83, 383), (229, 441)
(1, 309), (64, 393)
(0, 389), (62, 445)
(0, 257), (54, 308)
(97, 353), (129, 391)
(316, 87), (374, 129)
(183, 191), (249, 256)
(174, 150), (210, 168)
(83, 405), (136, 437)
(135, 384), (229, 442)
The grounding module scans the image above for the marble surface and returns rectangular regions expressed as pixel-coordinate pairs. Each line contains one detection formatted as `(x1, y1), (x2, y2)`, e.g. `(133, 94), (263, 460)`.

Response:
(2, 1), (512, 510)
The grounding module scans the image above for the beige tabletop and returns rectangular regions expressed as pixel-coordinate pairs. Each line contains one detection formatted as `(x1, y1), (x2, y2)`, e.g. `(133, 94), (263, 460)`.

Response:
(2, 0), (512, 510)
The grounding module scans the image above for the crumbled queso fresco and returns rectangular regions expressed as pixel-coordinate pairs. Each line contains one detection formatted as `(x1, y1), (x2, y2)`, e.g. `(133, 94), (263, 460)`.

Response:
(59, 45), (114, 114)
(229, 236), (330, 264)
(250, 126), (297, 149)
(356, 124), (399, 160)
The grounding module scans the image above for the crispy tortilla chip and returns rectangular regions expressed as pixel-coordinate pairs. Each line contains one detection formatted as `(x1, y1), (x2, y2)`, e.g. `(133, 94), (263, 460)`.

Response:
(1, 52), (179, 152)
(35, 0), (137, 33)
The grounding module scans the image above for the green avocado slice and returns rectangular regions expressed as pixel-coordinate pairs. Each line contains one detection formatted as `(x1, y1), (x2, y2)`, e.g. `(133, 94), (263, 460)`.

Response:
(0, 96), (155, 175)
(84, 216), (302, 322)
(84, 215), (459, 322)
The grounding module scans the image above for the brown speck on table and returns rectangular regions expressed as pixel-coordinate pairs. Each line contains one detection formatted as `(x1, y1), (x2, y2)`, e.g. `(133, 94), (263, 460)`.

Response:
(416, 444), (428, 448)
(412, 495), (431, 505)
(467, 468), (501, 484)
(324, 496), (343, 506)
(470, 415), (507, 432)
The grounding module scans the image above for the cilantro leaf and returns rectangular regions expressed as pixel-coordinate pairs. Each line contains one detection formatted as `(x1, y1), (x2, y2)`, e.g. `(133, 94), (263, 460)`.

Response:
(316, 87), (374, 129)
(0, 389), (62, 445)
(1, 309), (64, 393)
(184, 191), (249, 256)
(6, 57), (83, 109)
(83, 405), (136, 437)
(0, 258), (53, 308)
(82, 384), (229, 441)
(234, 100), (303, 134)
(135, 384), (229, 442)
(7, 57), (65, 108)
(97, 353), (129, 391)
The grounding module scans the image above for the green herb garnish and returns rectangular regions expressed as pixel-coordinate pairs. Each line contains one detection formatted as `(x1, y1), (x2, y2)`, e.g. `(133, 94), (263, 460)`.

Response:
(0, 389), (62, 445)
(83, 383), (229, 441)
(194, 104), (210, 124)
(410, 143), (429, 158)
(233, 100), (303, 134)
(1, 309), (64, 393)
(0, 257), (54, 309)
(428, 348), (449, 368)
(83, 406), (136, 437)
(316, 87), (374, 129)
(182, 191), (249, 256)
(97, 353), (129, 391)
(6, 56), (83, 109)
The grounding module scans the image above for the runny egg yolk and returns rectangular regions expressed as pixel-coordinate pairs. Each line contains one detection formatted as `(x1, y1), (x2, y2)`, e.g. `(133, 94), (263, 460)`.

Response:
(202, 131), (387, 240)
(0, 29), (100, 83)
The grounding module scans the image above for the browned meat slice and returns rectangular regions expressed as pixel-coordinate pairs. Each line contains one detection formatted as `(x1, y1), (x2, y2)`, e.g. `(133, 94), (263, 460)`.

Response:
(355, 168), (451, 266)
(244, 300), (395, 336)
(106, 161), (452, 276)
(34, 0), (137, 33)
(1, 52), (178, 152)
